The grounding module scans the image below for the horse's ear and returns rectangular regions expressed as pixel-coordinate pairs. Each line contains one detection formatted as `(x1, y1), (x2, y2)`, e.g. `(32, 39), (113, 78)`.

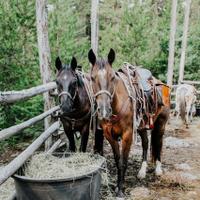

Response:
(88, 49), (96, 66)
(108, 48), (115, 66)
(55, 57), (62, 71)
(70, 56), (77, 71)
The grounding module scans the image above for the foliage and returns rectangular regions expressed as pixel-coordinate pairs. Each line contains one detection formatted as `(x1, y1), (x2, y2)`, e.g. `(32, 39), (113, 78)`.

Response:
(0, 0), (43, 147)
(48, 0), (90, 72)
(0, 0), (200, 150)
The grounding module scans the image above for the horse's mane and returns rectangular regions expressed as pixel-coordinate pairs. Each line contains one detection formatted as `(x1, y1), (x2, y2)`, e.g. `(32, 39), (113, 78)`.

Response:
(57, 65), (84, 87)
(96, 58), (107, 69)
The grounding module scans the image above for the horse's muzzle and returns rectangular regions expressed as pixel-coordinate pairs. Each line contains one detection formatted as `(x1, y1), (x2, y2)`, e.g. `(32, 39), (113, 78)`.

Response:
(97, 106), (112, 121)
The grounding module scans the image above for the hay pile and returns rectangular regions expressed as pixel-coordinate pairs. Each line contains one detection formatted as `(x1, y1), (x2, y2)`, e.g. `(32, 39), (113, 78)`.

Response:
(0, 166), (15, 200)
(24, 152), (105, 180)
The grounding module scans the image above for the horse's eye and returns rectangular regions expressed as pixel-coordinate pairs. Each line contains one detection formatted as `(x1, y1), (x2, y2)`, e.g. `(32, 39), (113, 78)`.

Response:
(111, 76), (115, 81)
(70, 81), (76, 89)
(91, 76), (95, 82)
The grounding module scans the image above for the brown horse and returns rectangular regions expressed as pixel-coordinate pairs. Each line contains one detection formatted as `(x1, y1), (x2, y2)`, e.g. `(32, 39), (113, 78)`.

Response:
(88, 49), (170, 198)
(55, 56), (104, 154)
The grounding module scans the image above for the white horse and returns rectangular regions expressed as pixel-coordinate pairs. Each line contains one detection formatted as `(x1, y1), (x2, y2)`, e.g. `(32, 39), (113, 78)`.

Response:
(175, 84), (197, 128)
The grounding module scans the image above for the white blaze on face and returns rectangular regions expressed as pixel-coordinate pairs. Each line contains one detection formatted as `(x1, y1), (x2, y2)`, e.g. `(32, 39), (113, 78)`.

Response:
(98, 69), (107, 118)
(63, 75), (67, 80)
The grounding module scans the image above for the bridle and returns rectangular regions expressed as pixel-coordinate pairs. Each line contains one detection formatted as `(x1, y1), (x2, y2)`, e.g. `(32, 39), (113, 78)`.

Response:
(58, 90), (77, 102)
(58, 73), (78, 103)
(92, 77), (116, 102)
(94, 89), (115, 100)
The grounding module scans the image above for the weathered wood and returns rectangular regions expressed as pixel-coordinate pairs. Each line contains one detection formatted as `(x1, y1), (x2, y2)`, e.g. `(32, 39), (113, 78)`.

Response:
(167, 0), (178, 87)
(0, 121), (60, 185)
(0, 82), (57, 104)
(47, 139), (62, 154)
(59, 141), (66, 148)
(178, 0), (191, 83)
(36, 0), (55, 150)
(91, 0), (99, 55)
(181, 80), (200, 85)
(0, 106), (60, 141)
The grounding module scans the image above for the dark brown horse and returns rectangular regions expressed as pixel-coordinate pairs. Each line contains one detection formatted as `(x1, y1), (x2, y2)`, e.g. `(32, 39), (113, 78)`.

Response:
(88, 49), (170, 198)
(55, 56), (103, 154)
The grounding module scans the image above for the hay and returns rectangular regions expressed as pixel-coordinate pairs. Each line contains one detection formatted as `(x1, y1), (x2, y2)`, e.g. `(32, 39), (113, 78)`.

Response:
(24, 152), (105, 180)
(0, 166), (15, 200)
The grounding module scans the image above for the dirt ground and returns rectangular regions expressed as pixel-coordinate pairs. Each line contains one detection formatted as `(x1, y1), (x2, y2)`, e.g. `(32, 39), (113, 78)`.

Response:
(100, 116), (200, 200)
(0, 117), (200, 200)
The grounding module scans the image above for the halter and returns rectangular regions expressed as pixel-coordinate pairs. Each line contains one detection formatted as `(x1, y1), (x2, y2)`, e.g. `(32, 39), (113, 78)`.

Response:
(94, 90), (112, 99)
(58, 89), (77, 102)
(93, 86), (115, 102)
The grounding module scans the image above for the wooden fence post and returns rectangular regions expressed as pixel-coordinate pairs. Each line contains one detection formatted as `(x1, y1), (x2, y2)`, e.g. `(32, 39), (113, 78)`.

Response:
(167, 0), (178, 87)
(91, 0), (99, 56)
(178, 0), (191, 84)
(36, 0), (55, 150)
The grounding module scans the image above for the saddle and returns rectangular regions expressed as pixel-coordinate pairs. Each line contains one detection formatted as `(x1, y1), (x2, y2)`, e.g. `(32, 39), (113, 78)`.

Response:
(118, 63), (168, 129)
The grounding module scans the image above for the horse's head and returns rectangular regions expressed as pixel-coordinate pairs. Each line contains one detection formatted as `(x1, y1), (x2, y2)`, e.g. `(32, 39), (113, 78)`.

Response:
(55, 56), (80, 114)
(88, 49), (116, 120)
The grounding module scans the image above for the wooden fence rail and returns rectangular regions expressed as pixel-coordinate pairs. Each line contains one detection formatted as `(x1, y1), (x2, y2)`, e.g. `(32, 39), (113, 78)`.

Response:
(0, 82), (57, 104)
(0, 121), (60, 185)
(47, 139), (62, 154)
(181, 80), (200, 85)
(0, 106), (60, 141)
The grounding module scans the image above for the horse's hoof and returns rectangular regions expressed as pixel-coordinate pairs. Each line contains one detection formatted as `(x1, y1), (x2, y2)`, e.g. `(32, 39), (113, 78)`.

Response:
(137, 169), (146, 179)
(115, 186), (119, 194)
(155, 161), (163, 176)
(155, 168), (163, 176)
(137, 161), (147, 179)
(115, 187), (125, 199)
(116, 197), (125, 200)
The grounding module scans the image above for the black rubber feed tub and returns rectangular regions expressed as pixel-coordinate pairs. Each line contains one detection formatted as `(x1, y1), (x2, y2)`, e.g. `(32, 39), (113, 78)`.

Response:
(13, 153), (105, 200)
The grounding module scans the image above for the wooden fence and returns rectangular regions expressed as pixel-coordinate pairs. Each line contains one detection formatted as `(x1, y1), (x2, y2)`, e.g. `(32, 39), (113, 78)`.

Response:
(0, 81), (64, 193)
(0, 79), (200, 200)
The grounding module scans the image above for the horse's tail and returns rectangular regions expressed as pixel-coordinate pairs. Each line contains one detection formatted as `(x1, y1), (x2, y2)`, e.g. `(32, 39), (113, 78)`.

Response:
(179, 89), (186, 122)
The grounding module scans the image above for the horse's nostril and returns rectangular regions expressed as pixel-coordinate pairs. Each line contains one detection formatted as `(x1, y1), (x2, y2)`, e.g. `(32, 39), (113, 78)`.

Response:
(109, 107), (112, 114)
(97, 107), (101, 113)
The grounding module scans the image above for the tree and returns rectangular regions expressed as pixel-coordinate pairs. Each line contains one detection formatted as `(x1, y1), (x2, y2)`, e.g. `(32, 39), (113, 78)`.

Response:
(91, 0), (99, 55)
(36, 0), (55, 150)
(178, 0), (191, 84)
(167, 0), (178, 86)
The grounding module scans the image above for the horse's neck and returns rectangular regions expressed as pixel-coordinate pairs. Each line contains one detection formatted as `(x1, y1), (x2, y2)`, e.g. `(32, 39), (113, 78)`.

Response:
(72, 86), (90, 117)
(112, 78), (130, 114)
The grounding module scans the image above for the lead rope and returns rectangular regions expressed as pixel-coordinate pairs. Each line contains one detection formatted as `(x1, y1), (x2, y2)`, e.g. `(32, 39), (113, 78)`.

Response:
(125, 64), (139, 145)
(117, 70), (138, 145)
(80, 71), (98, 150)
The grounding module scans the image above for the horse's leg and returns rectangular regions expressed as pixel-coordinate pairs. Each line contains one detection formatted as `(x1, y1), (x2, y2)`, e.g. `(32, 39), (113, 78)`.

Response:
(185, 100), (192, 128)
(151, 108), (169, 176)
(190, 104), (195, 122)
(103, 130), (121, 196)
(94, 128), (104, 155)
(137, 129), (148, 179)
(63, 125), (76, 152)
(79, 124), (89, 152)
(116, 129), (133, 197)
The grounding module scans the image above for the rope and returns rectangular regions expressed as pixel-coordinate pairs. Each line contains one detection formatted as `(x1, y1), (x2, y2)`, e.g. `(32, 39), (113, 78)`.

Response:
(79, 71), (97, 141)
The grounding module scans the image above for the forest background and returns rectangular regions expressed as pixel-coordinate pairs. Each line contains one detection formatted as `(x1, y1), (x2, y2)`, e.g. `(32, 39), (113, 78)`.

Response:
(0, 0), (199, 150)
